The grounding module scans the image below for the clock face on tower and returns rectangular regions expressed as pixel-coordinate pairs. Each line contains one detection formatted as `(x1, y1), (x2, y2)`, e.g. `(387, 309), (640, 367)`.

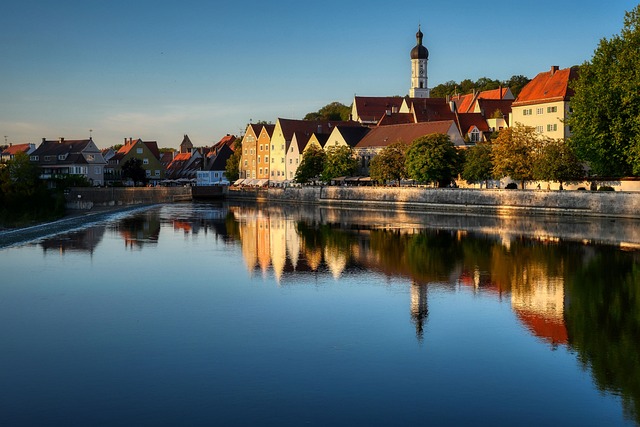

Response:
(419, 67), (424, 76)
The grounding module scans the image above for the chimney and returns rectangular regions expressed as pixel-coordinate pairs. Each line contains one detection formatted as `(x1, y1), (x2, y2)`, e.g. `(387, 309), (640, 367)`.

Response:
(499, 84), (503, 99)
(550, 65), (559, 75)
(317, 125), (322, 133)
(59, 137), (64, 143)
(124, 137), (127, 145)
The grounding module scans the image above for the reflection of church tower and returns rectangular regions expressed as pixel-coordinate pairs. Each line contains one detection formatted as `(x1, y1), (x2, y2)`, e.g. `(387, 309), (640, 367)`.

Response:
(409, 25), (430, 98)
(410, 282), (428, 340)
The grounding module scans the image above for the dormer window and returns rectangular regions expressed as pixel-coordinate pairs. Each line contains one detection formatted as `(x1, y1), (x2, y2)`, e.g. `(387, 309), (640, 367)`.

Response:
(470, 128), (481, 143)
(58, 154), (67, 160)
(86, 154), (95, 161)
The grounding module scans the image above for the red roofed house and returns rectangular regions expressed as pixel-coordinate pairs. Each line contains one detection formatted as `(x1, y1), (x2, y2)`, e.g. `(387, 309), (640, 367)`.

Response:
(511, 66), (578, 139)
(1, 143), (36, 162)
(351, 96), (405, 125)
(354, 120), (463, 175)
(197, 135), (237, 185)
(107, 138), (164, 185)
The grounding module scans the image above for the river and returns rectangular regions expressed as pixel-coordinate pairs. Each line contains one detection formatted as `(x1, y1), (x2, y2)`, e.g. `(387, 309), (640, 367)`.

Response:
(0, 201), (638, 426)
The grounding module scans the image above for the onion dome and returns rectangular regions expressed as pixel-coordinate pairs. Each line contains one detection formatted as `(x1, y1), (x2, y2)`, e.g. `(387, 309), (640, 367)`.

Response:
(410, 26), (429, 60)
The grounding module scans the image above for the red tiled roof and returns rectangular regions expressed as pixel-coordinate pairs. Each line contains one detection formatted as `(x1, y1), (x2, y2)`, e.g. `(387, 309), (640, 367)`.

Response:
(355, 121), (456, 148)
(354, 96), (404, 122)
(513, 66), (578, 106)
(515, 311), (568, 346)
(407, 97), (456, 122)
(2, 143), (33, 155)
(476, 99), (513, 117)
(377, 112), (415, 126)
(457, 113), (490, 133)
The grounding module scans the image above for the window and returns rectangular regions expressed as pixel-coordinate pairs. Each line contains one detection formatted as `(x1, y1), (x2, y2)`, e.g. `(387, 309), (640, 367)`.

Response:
(95, 166), (102, 174)
(244, 160), (247, 166)
(58, 154), (66, 160)
(86, 154), (95, 161)
(536, 126), (544, 133)
(244, 149), (247, 155)
(523, 108), (533, 116)
(272, 144), (274, 150)
(271, 171), (274, 177)
(257, 156), (261, 163)
(30, 155), (39, 161)
(469, 128), (480, 142)
(536, 107), (544, 115)
(155, 170), (160, 176)
(146, 170), (151, 177)
(143, 158), (149, 164)
(44, 155), (52, 161)
(136, 148), (143, 154)
(296, 158), (299, 164)
(259, 168), (263, 175)
(547, 106), (558, 113)
(265, 156), (268, 163)
(289, 158), (292, 164)
(281, 157), (284, 163)
(250, 149), (254, 155)
(547, 124), (558, 132)
(260, 145), (263, 151)
(271, 157), (274, 163)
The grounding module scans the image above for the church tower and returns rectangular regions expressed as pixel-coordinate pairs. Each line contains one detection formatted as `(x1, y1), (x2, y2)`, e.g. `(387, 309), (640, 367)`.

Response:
(409, 25), (430, 98)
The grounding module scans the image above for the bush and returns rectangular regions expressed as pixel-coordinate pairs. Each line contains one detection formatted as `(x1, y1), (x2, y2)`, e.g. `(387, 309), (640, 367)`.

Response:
(598, 186), (615, 191)
(505, 182), (518, 189)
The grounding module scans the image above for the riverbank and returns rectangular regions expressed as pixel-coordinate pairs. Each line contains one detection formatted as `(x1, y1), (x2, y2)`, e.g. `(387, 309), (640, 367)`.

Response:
(228, 186), (640, 219)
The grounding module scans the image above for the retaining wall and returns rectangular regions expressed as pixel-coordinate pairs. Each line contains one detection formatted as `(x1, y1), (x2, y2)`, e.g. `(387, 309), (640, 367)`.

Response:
(228, 186), (640, 219)
(65, 187), (192, 210)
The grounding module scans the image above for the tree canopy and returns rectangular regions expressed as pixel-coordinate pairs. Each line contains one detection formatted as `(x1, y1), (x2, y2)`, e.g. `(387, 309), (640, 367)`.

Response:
(369, 141), (409, 184)
(322, 146), (358, 181)
(405, 133), (460, 187)
(225, 140), (242, 182)
(295, 145), (326, 183)
(430, 75), (531, 98)
(461, 143), (493, 187)
(533, 139), (585, 188)
(568, 5), (640, 177)
(491, 124), (541, 189)
(121, 158), (147, 185)
(304, 102), (351, 121)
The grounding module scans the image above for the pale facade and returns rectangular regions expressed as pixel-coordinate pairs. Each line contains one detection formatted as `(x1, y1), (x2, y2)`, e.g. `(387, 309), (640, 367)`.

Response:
(511, 100), (570, 139)
(256, 125), (274, 180)
(240, 124), (260, 179)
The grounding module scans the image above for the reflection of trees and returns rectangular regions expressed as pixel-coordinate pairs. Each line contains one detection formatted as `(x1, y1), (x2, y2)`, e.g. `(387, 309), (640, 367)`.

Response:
(368, 229), (462, 283)
(115, 213), (160, 249)
(565, 251), (640, 424)
(40, 226), (105, 254)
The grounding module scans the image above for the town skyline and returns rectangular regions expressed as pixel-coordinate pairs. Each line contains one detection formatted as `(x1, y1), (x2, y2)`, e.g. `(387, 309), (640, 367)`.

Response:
(2, 0), (636, 149)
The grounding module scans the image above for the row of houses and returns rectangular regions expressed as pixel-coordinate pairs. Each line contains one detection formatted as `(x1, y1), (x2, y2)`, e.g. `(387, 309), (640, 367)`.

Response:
(238, 65), (576, 184)
(0, 134), (238, 187)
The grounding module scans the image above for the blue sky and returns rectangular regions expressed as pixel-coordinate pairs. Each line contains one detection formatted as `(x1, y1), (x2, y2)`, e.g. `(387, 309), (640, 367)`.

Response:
(1, 0), (636, 149)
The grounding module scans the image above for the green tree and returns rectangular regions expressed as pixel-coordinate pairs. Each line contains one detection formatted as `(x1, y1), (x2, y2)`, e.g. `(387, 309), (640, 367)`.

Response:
(369, 141), (408, 184)
(405, 133), (460, 187)
(461, 143), (493, 187)
(492, 124), (541, 189)
(322, 145), (358, 181)
(121, 158), (147, 186)
(430, 80), (460, 98)
(304, 102), (351, 121)
(295, 145), (326, 183)
(534, 139), (585, 189)
(225, 139), (242, 182)
(505, 75), (531, 98)
(568, 5), (640, 176)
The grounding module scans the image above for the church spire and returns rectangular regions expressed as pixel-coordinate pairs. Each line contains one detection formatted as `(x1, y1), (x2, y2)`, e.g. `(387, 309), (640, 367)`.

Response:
(410, 25), (430, 98)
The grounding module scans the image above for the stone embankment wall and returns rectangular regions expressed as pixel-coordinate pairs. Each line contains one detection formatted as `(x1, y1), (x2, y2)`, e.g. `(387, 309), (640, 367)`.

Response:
(228, 186), (640, 219)
(65, 187), (192, 210)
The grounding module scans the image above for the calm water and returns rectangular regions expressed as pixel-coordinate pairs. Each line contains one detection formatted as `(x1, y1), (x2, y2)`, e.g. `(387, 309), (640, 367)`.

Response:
(1, 202), (639, 426)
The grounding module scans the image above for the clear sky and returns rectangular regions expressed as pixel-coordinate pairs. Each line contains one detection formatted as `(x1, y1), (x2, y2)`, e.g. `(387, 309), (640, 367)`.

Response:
(1, 0), (636, 149)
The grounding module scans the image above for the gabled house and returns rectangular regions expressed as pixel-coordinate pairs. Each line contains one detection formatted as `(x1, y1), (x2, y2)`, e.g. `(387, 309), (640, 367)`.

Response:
(354, 120), (463, 175)
(256, 125), (275, 180)
(109, 138), (164, 185)
(30, 137), (106, 186)
(511, 66), (578, 139)
(165, 150), (203, 180)
(285, 132), (330, 181)
(450, 87), (514, 114)
(1, 143), (36, 162)
(324, 126), (371, 151)
(400, 97), (457, 123)
(240, 124), (262, 180)
(270, 119), (358, 182)
(198, 135), (237, 185)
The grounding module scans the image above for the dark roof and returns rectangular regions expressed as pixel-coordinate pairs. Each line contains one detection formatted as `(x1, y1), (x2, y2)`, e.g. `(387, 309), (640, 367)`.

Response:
(32, 138), (92, 158)
(260, 124), (276, 137)
(407, 97), (456, 122)
(353, 97), (404, 123)
(513, 66), (578, 106)
(207, 144), (234, 171)
(457, 113), (490, 133)
(336, 126), (371, 147)
(277, 118), (357, 141)
(410, 27), (429, 60)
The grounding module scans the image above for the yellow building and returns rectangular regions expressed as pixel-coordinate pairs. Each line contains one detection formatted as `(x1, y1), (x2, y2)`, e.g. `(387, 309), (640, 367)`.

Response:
(511, 66), (578, 139)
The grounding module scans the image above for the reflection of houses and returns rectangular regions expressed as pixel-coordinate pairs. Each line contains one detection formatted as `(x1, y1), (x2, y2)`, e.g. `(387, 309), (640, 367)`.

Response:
(410, 282), (428, 340)
(40, 226), (106, 254)
(114, 213), (161, 249)
(511, 275), (568, 346)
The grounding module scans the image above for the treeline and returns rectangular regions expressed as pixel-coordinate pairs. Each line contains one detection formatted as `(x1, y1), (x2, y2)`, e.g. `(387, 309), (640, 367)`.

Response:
(0, 152), (79, 227)
(430, 75), (531, 98)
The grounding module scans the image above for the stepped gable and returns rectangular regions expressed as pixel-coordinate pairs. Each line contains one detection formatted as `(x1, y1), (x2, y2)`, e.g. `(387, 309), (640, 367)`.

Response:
(513, 66), (578, 106)
(355, 120), (456, 148)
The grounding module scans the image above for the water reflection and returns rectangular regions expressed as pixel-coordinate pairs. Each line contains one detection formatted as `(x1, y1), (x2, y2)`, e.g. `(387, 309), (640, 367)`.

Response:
(31, 202), (640, 424)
